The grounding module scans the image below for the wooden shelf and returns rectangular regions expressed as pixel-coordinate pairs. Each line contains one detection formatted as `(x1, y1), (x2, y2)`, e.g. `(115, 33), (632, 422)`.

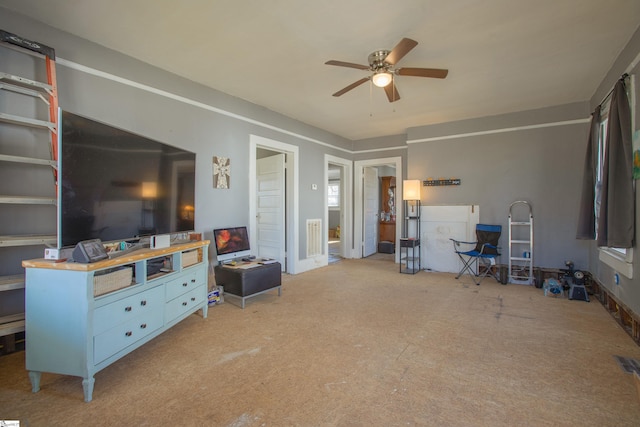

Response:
(0, 71), (53, 94)
(0, 313), (25, 337)
(0, 33), (59, 356)
(23, 240), (209, 271)
(0, 234), (57, 247)
(0, 112), (55, 131)
(0, 274), (25, 291)
(0, 195), (56, 205)
(0, 154), (56, 167)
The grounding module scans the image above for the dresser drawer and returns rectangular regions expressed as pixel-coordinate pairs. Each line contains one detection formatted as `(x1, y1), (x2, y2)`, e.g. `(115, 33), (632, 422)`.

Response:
(165, 285), (205, 323)
(93, 308), (163, 364)
(94, 285), (164, 336)
(165, 268), (205, 302)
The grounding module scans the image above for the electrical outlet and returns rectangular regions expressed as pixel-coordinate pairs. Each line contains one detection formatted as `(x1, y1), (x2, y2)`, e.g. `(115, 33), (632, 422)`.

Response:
(311, 184), (318, 190)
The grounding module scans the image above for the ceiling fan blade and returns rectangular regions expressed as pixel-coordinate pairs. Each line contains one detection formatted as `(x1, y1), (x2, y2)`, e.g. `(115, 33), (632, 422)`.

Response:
(396, 67), (449, 79)
(384, 38), (418, 65)
(384, 81), (400, 103)
(332, 77), (369, 97)
(325, 60), (370, 70)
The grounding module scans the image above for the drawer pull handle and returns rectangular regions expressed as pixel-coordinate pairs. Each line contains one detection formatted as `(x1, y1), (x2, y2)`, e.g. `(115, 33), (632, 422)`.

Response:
(125, 331), (132, 337)
(191, 297), (196, 302)
(125, 306), (132, 312)
(140, 323), (147, 329)
(182, 301), (188, 306)
(191, 279), (196, 283)
(182, 282), (188, 287)
(140, 300), (147, 306)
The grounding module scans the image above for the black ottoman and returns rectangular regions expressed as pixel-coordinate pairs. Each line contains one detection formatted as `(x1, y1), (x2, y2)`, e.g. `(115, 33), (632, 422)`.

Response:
(214, 262), (282, 308)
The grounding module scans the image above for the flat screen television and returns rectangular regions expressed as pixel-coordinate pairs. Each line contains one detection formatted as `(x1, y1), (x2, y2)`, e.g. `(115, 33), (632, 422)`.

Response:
(213, 226), (251, 263)
(59, 110), (196, 248)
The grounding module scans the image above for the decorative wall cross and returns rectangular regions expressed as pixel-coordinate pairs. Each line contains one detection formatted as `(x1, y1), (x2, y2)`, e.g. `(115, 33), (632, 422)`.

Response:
(213, 156), (230, 189)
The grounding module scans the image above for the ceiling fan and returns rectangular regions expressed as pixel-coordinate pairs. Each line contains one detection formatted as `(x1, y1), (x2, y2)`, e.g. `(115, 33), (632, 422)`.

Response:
(325, 38), (448, 103)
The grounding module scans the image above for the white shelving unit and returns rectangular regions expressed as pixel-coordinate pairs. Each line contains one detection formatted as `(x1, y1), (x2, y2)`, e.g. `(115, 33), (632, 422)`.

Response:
(0, 30), (58, 350)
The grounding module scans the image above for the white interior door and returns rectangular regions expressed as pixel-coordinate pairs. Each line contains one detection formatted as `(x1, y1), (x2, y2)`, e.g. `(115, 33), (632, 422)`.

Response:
(420, 205), (479, 273)
(363, 166), (379, 257)
(256, 154), (286, 268)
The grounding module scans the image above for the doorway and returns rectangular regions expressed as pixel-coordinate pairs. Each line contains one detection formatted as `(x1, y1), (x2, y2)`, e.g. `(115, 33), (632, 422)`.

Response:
(327, 164), (341, 263)
(249, 135), (299, 274)
(325, 154), (353, 262)
(354, 157), (402, 263)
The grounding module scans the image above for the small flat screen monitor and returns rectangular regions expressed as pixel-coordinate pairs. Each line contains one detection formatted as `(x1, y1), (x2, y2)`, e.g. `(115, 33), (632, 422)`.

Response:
(213, 226), (251, 263)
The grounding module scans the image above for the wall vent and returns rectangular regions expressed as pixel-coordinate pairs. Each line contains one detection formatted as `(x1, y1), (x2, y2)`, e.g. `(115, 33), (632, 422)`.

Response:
(306, 219), (322, 257)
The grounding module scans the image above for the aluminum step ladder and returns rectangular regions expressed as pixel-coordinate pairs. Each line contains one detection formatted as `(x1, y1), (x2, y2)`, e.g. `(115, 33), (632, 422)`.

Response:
(508, 201), (533, 285)
(0, 29), (58, 348)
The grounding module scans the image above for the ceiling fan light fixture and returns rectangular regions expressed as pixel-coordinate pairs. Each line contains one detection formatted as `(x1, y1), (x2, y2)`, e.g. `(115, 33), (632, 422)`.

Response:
(326, 38), (448, 102)
(372, 71), (393, 88)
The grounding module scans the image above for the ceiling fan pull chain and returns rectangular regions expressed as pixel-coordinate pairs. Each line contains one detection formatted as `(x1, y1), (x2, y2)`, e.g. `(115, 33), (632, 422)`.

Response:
(369, 79), (373, 117)
(390, 74), (397, 111)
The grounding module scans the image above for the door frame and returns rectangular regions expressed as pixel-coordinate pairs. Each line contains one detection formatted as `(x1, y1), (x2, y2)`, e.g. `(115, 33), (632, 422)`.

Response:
(325, 154), (353, 260)
(354, 156), (402, 262)
(249, 134), (299, 274)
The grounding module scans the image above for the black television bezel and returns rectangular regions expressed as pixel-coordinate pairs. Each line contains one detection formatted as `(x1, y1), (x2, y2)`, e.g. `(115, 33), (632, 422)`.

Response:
(57, 109), (196, 248)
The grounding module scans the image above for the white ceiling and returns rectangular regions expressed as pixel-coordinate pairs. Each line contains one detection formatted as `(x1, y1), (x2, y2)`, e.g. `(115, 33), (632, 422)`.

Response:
(1, 0), (639, 141)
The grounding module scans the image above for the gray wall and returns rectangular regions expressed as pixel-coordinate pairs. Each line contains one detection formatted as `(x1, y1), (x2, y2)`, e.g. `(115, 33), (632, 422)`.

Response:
(403, 24), (640, 314)
(406, 103), (591, 270)
(328, 210), (340, 230)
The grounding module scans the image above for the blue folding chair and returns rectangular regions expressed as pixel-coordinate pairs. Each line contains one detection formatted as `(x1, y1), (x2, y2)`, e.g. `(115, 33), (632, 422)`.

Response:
(450, 224), (502, 285)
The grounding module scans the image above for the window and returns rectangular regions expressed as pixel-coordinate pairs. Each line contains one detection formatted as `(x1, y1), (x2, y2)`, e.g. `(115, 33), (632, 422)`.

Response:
(328, 181), (340, 208)
(595, 85), (634, 278)
(594, 113), (608, 233)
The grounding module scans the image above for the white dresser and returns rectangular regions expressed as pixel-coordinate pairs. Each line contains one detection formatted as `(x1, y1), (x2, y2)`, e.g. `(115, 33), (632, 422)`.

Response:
(22, 240), (209, 402)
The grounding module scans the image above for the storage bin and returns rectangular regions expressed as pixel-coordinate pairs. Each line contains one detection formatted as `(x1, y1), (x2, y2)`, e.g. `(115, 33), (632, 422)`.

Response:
(182, 249), (201, 268)
(378, 240), (395, 253)
(93, 267), (133, 296)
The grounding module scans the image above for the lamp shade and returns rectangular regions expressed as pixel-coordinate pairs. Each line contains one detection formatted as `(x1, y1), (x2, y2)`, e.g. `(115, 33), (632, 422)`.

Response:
(403, 180), (421, 200)
(372, 72), (392, 88)
(141, 181), (158, 198)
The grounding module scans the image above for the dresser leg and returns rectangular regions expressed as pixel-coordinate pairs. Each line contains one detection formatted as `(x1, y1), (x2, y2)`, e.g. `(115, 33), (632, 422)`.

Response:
(82, 377), (95, 402)
(28, 371), (41, 393)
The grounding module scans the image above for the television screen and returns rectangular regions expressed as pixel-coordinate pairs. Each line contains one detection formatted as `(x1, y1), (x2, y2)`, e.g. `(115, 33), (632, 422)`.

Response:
(59, 110), (196, 248)
(213, 226), (251, 262)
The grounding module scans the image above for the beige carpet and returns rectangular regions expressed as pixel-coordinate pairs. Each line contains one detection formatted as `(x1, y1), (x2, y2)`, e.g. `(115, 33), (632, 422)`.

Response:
(1, 256), (639, 426)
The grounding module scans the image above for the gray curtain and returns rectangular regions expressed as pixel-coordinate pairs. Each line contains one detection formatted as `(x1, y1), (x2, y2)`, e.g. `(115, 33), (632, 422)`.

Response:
(596, 79), (634, 248)
(576, 106), (601, 240)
